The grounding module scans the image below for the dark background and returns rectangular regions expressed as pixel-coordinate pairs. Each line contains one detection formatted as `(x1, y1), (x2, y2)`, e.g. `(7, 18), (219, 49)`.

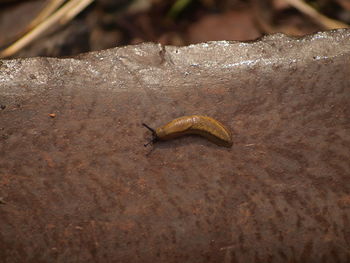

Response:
(0, 0), (349, 58)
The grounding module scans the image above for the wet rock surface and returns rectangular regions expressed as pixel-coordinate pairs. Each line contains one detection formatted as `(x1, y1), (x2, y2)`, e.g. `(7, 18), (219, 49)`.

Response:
(0, 29), (350, 262)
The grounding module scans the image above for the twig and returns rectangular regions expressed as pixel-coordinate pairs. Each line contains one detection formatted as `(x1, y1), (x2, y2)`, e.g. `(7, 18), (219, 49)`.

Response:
(0, 0), (94, 58)
(61, 0), (94, 24)
(283, 0), (349, 29)
(28, 0), (67, 29)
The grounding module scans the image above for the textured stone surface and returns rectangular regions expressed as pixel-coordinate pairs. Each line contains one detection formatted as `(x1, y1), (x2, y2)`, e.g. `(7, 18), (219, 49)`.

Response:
(0, 29), (350, 262)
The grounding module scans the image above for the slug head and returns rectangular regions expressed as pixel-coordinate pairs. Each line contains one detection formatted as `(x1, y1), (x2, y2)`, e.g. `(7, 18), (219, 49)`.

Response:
(142, 123), (159, 147)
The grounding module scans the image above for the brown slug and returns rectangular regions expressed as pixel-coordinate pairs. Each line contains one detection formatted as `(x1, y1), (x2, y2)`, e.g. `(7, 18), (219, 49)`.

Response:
(143, 115), (232, 147)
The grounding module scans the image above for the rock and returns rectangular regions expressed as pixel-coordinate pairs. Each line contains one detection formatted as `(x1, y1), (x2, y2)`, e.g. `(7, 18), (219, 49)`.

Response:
(0, 29), (350, 263)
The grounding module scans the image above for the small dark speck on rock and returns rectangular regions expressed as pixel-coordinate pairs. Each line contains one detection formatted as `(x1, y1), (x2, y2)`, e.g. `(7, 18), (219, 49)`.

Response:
(0, 105), (5, 110)
(29, 74), (36, 79)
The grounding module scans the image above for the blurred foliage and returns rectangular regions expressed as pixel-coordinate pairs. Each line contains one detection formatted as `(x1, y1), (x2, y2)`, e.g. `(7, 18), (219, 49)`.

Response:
(0, 0), (348, 58)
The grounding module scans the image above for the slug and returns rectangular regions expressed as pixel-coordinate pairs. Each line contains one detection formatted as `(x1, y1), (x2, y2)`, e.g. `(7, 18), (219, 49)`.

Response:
(143, 115), (232, 147)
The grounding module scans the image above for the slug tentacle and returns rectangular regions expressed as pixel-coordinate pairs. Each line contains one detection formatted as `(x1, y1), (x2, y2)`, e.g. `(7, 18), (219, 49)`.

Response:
(142, 123), (158, 147)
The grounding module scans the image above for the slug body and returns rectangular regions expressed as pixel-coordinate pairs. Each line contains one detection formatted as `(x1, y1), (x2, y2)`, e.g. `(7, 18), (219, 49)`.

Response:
(144, 115), (232, 147)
